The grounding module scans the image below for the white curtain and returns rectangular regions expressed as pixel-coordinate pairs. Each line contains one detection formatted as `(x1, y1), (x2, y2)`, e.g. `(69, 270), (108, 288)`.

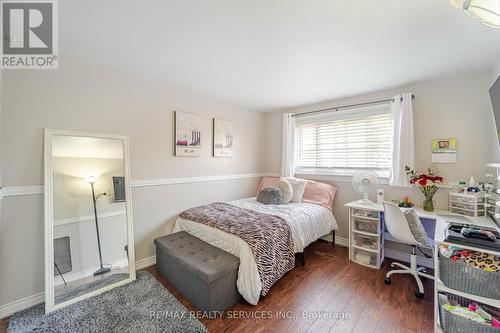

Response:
(281, 113), (296, 177)
(390, 93), (415, 187)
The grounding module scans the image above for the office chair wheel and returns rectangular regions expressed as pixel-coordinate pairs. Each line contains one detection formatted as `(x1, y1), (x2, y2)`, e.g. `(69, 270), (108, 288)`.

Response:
(415, 291), (424, 299)
(384, 277), (391, 284)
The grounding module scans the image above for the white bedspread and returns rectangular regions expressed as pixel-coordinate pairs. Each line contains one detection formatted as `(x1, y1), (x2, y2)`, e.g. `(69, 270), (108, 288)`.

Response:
(172, 197), (337, 305)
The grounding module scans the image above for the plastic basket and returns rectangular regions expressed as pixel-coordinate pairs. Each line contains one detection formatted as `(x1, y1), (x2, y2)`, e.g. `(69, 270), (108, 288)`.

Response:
(439, 252), (500, 300)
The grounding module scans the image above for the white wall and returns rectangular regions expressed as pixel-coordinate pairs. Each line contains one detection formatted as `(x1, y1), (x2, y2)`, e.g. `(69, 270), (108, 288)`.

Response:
(264, 72), (497, 244)
(0, 59), (268, 308)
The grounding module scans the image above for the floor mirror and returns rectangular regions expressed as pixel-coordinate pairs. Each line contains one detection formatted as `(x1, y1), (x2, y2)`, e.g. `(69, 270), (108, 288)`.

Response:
(44, 129), (136, 313)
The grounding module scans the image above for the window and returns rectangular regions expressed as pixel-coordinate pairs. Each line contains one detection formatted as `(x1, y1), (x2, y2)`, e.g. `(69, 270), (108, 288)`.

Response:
(294, 104), (393, 178)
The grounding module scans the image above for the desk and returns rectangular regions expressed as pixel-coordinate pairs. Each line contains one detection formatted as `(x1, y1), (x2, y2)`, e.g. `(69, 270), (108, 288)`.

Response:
(345, 201), (496, 269)
(345, 201), (445, 269)
(345, 201), (500, 332)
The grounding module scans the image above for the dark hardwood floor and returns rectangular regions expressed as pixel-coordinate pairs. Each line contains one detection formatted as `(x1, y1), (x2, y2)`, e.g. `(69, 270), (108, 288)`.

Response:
(147, 242), (434, 333)
(0, 242), (434, 333)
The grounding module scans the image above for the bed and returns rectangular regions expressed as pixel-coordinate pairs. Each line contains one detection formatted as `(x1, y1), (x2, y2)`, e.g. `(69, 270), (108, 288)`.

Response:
(172, 196), (338, 305)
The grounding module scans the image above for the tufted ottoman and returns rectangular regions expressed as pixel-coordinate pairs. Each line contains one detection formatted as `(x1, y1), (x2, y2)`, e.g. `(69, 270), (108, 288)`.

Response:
(154, 231), (241, 313)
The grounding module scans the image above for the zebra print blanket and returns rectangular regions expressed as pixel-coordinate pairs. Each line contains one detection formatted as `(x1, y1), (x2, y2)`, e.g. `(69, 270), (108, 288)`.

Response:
(179, 202), (295, 296)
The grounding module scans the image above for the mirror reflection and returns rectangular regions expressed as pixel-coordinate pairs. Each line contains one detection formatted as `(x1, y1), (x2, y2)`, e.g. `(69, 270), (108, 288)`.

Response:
(51, 135), (130, 305)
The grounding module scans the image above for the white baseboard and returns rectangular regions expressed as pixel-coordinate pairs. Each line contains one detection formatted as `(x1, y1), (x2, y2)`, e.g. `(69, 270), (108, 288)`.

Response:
(334, 236), (349, 247)
(0, 292), (45, 320)
(334, 236), (434, 268)
(0, 257), (152, 319)
(135, 255), (156, 270)
(384, 248), (434, 268)
(320, 232), (349, 247)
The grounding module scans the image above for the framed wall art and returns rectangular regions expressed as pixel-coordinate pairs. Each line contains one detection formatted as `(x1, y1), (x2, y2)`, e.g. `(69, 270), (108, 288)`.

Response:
(174, 111), (201, 157)
(213, 118), (233, 158)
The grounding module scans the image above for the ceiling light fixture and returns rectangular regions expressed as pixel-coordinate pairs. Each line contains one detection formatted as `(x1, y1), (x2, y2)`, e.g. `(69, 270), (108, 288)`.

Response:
(451, 0), (500, 28)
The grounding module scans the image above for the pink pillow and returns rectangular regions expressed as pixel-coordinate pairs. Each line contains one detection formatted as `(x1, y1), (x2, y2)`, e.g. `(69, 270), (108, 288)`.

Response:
(256, 176), (280, 195)
(302, 180), (338, 210)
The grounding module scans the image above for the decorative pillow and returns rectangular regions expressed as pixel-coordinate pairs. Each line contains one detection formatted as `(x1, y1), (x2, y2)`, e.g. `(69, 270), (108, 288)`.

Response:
(302, 180), (338, 210)
(257, 187), (283, 205)
(404, 208), (432, 247)
(275, 179), (294, 204)
(282, 177), (307, 203)
(256, 176), (280, 196)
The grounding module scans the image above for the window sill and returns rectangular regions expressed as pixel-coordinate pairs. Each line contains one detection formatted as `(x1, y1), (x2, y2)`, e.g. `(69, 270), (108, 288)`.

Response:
(294, 169), (390, 184)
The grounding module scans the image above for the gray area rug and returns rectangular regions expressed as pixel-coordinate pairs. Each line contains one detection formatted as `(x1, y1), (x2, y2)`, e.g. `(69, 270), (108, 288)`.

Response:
(8, 271), (208, 333)
(55, 272), (129, 305)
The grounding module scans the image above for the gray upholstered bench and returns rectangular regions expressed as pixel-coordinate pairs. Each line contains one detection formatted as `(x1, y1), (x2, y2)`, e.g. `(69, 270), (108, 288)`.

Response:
(154, 231), (241, 312)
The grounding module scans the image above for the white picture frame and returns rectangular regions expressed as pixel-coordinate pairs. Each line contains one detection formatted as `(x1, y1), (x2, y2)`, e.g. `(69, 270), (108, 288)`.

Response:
(213, 118), (233, 158)
(43, 129), (136, 314)
(174, 111), (201, 157)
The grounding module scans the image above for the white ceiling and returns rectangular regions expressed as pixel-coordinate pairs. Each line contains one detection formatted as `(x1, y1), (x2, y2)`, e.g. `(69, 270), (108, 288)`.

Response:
(61, 0), (500, 111)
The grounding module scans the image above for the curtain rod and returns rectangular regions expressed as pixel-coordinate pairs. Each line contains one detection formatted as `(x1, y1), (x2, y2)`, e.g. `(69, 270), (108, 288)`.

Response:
(292, 94), (415, 118)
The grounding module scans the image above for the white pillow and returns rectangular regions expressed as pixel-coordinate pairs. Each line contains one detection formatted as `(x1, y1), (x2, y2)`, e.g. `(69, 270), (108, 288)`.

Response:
(282, 177), (307, 203)
(404, 208), (432, 247)
(275, 179), (294, 204)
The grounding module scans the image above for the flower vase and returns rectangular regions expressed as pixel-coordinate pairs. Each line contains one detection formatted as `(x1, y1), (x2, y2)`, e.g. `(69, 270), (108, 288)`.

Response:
(423, 196), (434, 212)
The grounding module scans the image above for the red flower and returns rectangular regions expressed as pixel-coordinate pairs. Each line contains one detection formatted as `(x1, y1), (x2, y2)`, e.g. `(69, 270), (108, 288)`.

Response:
(418, 178), (427, 186)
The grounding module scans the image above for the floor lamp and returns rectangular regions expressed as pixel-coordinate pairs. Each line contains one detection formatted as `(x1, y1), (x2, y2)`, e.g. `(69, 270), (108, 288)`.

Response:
(84, 175), (111, 276)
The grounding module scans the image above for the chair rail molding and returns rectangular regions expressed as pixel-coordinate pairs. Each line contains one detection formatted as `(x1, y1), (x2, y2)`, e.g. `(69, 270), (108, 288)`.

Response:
(1, 185), (44, 197)
(131, 172), (277, 187)
(0, 173), (278, 198)
(54, 211), (126, 226)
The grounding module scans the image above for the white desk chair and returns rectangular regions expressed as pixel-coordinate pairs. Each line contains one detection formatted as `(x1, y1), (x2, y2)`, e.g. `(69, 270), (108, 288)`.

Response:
(383, 201), (434, 298)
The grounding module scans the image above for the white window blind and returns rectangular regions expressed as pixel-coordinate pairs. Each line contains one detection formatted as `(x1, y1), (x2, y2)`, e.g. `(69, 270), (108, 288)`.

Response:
(294, 104), (393, 177)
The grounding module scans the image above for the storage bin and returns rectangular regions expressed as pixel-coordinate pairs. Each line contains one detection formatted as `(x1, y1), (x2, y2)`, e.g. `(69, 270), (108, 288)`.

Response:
(449, 207), (486, 217)
(353, 233), (378, 250)
(353, 248), (377, 266)
(438, 293), (499, 333)
(449, 192), (486, 217)
(353, 219), (378, 234)
(439, 252), (500, 300)
(352, 209), (379, 219)
(450, 202), (482, 211)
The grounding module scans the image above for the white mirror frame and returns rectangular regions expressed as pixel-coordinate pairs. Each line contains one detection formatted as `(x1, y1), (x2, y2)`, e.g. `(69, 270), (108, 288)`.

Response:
(43, 128), (136, 313)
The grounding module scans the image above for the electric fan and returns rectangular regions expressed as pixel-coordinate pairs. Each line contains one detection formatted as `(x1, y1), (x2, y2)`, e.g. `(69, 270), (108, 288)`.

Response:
(351, 169), (380, 204)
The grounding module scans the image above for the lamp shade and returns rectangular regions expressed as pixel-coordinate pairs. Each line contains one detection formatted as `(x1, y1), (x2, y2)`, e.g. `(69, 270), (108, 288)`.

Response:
(83, 175), (98, 183)
(451, 0), (500, 28)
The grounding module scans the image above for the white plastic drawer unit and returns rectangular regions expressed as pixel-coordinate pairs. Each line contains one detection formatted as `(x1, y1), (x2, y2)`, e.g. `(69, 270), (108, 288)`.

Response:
(449, 207), (486, 217)
(352, 248), (378, 267)
(347, 204), (384, 269)
(449, 192), (485, 217)
(450, 195), (484, 204)
(353, 218), (379, 235)
(352, 233), (378, 251)
(352, 209), (380, 219)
